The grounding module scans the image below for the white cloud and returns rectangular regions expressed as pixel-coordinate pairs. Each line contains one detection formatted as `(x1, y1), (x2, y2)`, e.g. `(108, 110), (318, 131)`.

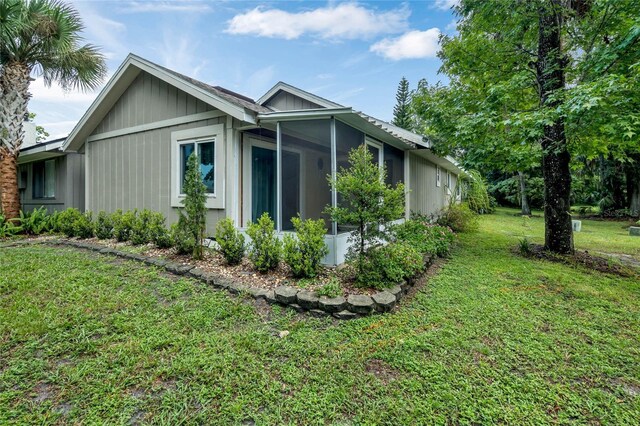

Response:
(72, 2), (128, 59)
(226, 3), (409, 40)
(246, 65), (276, 98)
(370, 28), (441, 60)
(29, 76), (103, 105)
(154, 31), (207, 79)
(119, 1), (212, 13)
(434, 0), (460, 10)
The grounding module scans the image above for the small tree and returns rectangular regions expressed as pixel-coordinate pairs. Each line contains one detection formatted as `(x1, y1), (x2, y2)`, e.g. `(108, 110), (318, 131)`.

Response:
(326, 144), (405, 275)
(178, 152), (207, 259)
(392, 77), (412, 130)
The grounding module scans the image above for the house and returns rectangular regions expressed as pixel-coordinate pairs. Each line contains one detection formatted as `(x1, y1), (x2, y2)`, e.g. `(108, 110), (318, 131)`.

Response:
(18, 125), (84, 214)
(62, 54), (460, 265)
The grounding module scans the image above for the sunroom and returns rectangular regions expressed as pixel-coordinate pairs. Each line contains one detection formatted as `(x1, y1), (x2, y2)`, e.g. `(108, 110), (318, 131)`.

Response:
(239, 109), (419, 265)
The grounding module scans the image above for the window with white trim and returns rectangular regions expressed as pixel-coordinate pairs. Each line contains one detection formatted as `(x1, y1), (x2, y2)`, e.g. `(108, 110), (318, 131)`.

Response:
(179, 139), (215, 194)
(171, 124), (225, 209)
(446, 171), (451, 188)
(436, 165), (441, 187)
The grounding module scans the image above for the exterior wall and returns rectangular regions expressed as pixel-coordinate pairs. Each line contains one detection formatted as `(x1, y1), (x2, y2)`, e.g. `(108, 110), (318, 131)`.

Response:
(18, 154), (85, 213)
(91, 71), (215, 136)
(86, 71), (234, 235)
(408, 153), (456, 217)
(264, 91), (322, 111)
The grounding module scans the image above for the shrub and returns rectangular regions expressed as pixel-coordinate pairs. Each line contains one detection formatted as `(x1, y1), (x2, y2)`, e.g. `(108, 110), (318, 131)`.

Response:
(460, 171), (493, 214)
(437, 202), (478, 233)
(178, 152), (207, 259)
(94, 211), (113, 239)
(283, 216), (328, 278)
(57, 208), (84, 237)
(0, 214), (22, 238)
(215, 218), (245, 265)
(19, 207), (50, 235)
(316, 277), (342, 298)
(147, 212), (172, 248)
(247, 212), (281, 273)
(47, 211), (62, 233)
(74, 211), (94, 239)
(326, 144), (405, 276)
(130, 209), (155, 245)
(519, 237), (532, 255)
(392, 219), (438, 257)
(356, 242), (424, 289)
(112, 209), (137, 242)
(172, 216), (195, 255)
(424, 225), (456, 257)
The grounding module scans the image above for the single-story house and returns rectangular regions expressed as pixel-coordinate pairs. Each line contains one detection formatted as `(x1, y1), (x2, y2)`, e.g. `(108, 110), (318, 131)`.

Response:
(62, 53), (461, 265)
(18, 127), (84, 214)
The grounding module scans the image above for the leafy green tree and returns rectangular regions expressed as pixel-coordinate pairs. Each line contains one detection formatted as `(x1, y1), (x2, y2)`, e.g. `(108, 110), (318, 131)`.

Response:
(179, 152), (207, 259)
(326, 144), (405, 275)
(0, 0), (106, 219)
(392, 77), (412, 130)
(414, 0), (640, 253)
(27, 113), (49, 142)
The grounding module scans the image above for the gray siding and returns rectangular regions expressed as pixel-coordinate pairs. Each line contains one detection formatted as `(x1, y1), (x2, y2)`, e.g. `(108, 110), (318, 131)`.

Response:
(409, 153), (449, 217)
(88, 84), (228, 234)
(18, 153), (85, 213)
(91, 71), (215, 136)
(264, 91), (322, 111)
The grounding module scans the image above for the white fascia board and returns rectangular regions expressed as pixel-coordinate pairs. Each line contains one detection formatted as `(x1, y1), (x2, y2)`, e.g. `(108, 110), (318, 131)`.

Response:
(257, 108), (353, 122)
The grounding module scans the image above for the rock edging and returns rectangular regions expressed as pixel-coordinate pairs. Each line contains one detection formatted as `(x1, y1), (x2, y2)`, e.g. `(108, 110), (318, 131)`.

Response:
(36, 239), (429, 320)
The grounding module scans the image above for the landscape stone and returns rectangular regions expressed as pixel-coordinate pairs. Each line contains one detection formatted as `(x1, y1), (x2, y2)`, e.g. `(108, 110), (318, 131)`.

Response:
(227, 283), (247, 295)
(188, 267), (206, 280)
(333, 310), (358, 320)
(387, 285), (403, 298)
(296, 290), (319, 310)
(372, 291), (396, 313)
(264, 290), (277, 304)
(630, 226), (640, 237)
(289, 303), (305, 313)
(317, 296), (347, 313)
(347, 294), (375, 314)
(274, 286), (298, 304)
(309, 309), (329, 318)
(247, 287), (269, 299)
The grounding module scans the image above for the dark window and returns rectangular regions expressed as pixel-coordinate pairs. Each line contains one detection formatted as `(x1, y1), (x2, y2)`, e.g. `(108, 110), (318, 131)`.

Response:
(33, 159), (56, 199)
(180, 141), (215, 194)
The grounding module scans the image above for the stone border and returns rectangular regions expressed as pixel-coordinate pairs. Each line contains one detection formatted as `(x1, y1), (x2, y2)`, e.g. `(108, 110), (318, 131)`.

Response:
(4, 239), (433, 320)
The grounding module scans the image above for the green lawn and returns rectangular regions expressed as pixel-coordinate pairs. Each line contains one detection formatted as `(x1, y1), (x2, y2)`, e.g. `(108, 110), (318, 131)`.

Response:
(1, 210), (639, 424)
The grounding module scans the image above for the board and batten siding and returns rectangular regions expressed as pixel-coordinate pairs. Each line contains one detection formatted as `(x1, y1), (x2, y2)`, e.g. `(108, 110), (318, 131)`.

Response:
(91, 71), (216, 136)
(409, 152), (453, 217)
(264, 91), (322, 111)
(86, 71), (234, 234)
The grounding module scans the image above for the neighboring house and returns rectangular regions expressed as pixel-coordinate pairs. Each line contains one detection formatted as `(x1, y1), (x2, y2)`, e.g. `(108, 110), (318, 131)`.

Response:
(62, 54), (460, 265)
(18, 129), (85, 214)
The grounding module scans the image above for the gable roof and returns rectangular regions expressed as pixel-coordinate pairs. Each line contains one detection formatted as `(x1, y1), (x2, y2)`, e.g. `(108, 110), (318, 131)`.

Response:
(18, 137), (67, 164)
(258, 81), (344, 109)
(63, 53), (266, 152)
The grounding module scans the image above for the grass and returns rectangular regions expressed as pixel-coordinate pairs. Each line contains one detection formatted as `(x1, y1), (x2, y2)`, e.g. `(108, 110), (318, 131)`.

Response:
(1, 209), (639, 424)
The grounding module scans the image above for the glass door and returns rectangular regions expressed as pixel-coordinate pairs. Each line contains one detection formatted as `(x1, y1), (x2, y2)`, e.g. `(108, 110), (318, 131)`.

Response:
(251, 146), (276, 223)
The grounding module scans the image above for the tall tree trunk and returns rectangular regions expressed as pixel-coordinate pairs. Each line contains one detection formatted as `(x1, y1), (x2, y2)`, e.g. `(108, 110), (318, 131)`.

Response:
(627, 155), (640, 218)
(537, 1), (574, 254)
(518, 171), (531, 216)
(0, 62), (31, 218)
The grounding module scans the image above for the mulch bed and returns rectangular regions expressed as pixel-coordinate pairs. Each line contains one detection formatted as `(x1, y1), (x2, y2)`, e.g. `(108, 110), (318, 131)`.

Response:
(522, 243), (639, 278)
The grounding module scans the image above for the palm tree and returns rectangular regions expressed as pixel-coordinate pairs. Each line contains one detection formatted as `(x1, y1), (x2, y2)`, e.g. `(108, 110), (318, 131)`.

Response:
(0, 0), (106, 218)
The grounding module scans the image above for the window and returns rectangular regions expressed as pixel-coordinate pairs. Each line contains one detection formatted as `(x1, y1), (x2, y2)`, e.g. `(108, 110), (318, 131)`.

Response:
(447, 171), (451, 188)
(170, 124), (225, 209)
(180, 140), (215, 194)
(436, 165), (441, 187)
(33, 159), (56, 199)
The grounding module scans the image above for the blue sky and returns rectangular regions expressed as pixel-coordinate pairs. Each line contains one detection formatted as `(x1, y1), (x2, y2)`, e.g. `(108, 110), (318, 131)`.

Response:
(30, 1), (458, 139)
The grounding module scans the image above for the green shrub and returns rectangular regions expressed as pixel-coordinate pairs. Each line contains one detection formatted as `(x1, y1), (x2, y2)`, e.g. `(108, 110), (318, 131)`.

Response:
(247, 212), (281, 273)
(57, 208), (84, 238)
(215, 218), (245, 265)
(461, 171), (493, 214)
(425, 225), (456, 257)
(147, 212), (172, 248)
(316, 277), (342, 298)
(74, 211), (94, 239)
(130, 209), (155, 245)
(437, 202), (478, 233)
(94, 211), (113, 239)
(172, 216), (195, 255)
(392, 219), (438, 257)
(0, 214), (22, 238)
(112, 209), (137, 242)
(356, 242), (424, 289)
(19, 207), (50, 235)
(47, 211), (62, 233)
(283, 216), (328, 278)
(178, 152), (207, 259)
(519, 237), (532, 255)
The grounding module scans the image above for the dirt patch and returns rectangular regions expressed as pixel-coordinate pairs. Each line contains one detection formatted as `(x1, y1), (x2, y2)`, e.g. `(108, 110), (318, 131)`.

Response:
(520, 244), (638, 278)
(612, 378), (640, 397)
(365, 359), (400, 383)
(31, 383), (53, 403)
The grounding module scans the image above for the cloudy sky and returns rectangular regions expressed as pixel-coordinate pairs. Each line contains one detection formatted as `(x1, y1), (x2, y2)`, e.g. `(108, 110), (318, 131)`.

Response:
(30, 0), (458, 140)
